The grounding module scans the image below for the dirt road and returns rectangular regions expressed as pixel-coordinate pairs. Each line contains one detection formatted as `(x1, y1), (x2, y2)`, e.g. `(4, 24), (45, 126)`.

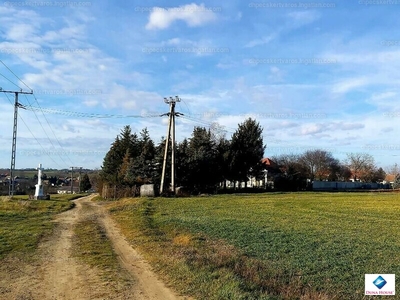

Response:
(0, 195), (184, 300)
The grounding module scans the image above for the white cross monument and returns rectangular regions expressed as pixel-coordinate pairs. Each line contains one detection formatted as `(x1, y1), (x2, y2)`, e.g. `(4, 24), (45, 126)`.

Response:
(34, 163), (48, 200)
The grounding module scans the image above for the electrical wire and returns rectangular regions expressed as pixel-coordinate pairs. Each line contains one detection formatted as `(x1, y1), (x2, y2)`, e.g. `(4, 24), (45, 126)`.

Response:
(24, 105), (162, 118)
(2, 93), (63, 168)
(0, 72), (23, 90)
(179, 115), (236, 135)
(0, 60), (71, 168)
(1, 59), (318, 162)
(22, 94), (72, 167)
(0, 60), (32, 92)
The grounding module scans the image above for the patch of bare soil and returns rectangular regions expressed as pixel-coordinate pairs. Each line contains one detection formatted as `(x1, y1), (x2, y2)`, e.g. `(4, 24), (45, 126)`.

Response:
(0, 195), (185, 300)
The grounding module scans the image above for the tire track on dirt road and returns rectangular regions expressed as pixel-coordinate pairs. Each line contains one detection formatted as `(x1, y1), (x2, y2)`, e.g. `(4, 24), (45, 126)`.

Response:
(0, 195), (186, 300)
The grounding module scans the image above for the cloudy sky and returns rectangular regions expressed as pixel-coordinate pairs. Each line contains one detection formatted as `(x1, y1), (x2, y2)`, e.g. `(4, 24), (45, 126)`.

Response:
(0, 0), (400, 170)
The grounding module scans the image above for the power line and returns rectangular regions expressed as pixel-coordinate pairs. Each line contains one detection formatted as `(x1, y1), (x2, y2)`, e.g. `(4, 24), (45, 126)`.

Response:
(0, 59), (32, 92)
(23, 101), (300, 148)
(2, 93), (63, 169)
(180, 115), (236, 135)
(0, 72), (22, 90)
(0, 59), (72, 168)
(24, 105), (161, 119)
(22, 94), (72, 167)
(28, 93), (75, 166)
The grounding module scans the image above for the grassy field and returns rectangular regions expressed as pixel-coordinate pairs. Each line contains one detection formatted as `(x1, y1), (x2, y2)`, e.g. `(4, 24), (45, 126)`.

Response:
(0, 194), (81, 260)
(107, 192), (400, 300)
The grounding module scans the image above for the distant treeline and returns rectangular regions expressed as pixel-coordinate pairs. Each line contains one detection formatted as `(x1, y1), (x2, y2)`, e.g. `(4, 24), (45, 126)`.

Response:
(99, 118), (396, 197)
(99, 118), (265, 195)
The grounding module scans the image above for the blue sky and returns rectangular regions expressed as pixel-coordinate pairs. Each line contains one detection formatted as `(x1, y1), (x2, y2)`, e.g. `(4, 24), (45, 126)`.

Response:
(0, 0), (400, 170)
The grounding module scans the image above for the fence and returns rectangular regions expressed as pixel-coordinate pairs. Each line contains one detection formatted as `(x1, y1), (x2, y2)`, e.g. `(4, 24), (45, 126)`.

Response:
(312, 181), (391, 191)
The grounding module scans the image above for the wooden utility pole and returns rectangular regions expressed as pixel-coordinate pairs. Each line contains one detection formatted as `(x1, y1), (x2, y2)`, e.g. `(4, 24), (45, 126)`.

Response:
(160, 96), (182, 195)
(0, 88), (33, 196)
(70, 166), (82, 194)
(70, 167), (74, 194)
(78, 167), (82, 193)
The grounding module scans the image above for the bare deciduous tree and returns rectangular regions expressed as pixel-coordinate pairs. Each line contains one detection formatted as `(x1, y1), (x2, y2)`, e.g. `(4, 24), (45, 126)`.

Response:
(345, 153), (375, 181)
(299, 150), (336, 181)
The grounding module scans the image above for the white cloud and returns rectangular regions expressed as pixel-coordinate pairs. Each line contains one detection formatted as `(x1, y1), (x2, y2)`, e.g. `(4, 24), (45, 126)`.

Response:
(102, 85), (161, 111)
(366, 91), (400, 111)
(299, 122), (364, 136)
(300, 123), (325, 135)
(145, 3), (217, 30)
(371, 91), (397, 101)
(287, 10), (320, 27)
(268, 66), (285, 82)
(216, 62), (235, 69)
(331, 77), (369, 94)
(6, 23), (37, 40)
(245, 34), (276, 48)
(166, 38), (182, 45)
(83, 99), (98, 107)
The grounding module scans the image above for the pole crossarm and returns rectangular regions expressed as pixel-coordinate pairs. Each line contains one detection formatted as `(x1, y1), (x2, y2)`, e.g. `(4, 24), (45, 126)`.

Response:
(0, 88), (33, 94)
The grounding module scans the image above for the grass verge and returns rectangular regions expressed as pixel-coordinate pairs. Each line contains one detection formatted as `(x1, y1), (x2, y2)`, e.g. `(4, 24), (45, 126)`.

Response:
(106, 192), (400, 300)
(0, 194), (76, 260)
(72, 202), (133, 292)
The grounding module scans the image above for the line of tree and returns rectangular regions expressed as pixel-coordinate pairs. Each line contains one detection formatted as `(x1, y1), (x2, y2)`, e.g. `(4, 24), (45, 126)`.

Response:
(99, 118), (265, 195)
(99, 118), (391, 196)
(271, 151), (387, 191)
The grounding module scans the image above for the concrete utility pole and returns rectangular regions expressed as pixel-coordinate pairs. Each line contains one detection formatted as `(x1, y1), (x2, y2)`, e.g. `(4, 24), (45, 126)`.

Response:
(0, 88), (33, 196)
(160, 96), (182, 195)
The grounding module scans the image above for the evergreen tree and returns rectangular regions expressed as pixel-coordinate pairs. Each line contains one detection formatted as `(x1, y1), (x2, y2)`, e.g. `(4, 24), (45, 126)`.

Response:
(127, 128), (157, 184)
(187, 127), (219, 193)
(216, 137), (231, 189)
(100, 125), (141, 186)
(100, 136), (124, 184)
(370, 167), (386, 183)
(272, 154), (308, 191)
(230, 118), (265, 187)
(80, 173), (92, 192)
(118, 149), (133, 185)
(176, 138), (191, 187)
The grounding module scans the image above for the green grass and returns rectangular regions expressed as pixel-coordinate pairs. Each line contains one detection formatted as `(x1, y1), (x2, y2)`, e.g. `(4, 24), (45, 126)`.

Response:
(107, 192), (400, 300)
(72, 202), (133, 292)
(0, 194), (76, 260)
(10, 193), (88, 201)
